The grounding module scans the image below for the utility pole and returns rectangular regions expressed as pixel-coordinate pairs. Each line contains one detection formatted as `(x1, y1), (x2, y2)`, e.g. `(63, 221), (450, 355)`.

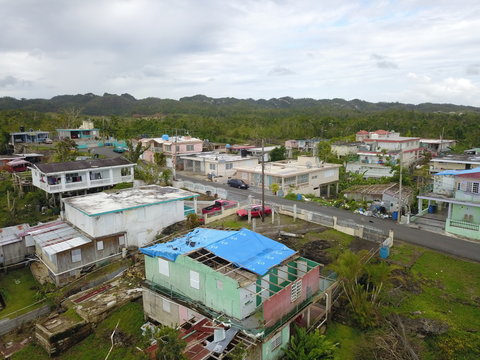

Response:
(398, 150), (403, 224)
(172, 128), (178, 181)
(261, 139), (265, 223)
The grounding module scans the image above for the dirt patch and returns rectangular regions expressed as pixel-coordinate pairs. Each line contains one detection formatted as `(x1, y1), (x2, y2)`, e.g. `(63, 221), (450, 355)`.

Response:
(348, 237), (378, 253)
(390, 268), (423, 295)
(399, 315), (449, 336)
(300, 240), (333, 265)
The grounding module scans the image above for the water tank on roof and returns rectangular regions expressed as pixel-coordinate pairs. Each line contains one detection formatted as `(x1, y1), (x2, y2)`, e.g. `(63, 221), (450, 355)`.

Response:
(162, 134), (170, 141)
(226, 144), (231, 148)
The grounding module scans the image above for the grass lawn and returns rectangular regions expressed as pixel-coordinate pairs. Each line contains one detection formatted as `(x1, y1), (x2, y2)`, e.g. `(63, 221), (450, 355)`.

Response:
(325, 323), (364, 360)
(0, 268), (43, 319)
(12, 301), (148, 360)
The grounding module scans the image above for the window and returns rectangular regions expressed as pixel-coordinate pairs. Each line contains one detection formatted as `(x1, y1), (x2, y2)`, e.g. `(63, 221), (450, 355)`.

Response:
(472, 182), (479, 194)
(225, 163), (233, 170)
(209, 164), (216, 170)
(158, 258), (170, 277)
(119, 235), (125, 245)
(164, 145), (171, 152)
(90, 172), (102, 180)
(270, 332), (282, 351)
(291, 279), (303, 302)
(162, 299), (171, 313)
(71, 249), (82, 263)
(190, 270), (200, 289)
(121, 167), (130, 176)
(66, 173), (82, 183)
(311, 175), (318, 180)
(297, 174), (309, 184)
(186, 145), (194, 151)
(216, 280), (223, 290)
(284, 176), (296, 185)
(97, 241), (104, 251)
(175, 145), (180, 152)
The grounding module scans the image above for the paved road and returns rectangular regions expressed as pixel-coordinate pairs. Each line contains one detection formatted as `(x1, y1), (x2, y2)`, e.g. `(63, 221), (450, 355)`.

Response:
(177, 174), (480, 262)
(90, 146), (124, 158)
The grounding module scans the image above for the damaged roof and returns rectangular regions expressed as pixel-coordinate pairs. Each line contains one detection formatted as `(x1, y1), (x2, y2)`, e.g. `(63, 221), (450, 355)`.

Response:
(62, 185), (198, 216)
(33, 157), (134, 174)
(141, 227), (296, 276)
(0, 224), (30, 246)
(24, 220), (91, 255)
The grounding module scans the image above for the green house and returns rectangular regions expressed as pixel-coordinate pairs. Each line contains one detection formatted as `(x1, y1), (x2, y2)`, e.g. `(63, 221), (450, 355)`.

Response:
(141, 228), (337, 360)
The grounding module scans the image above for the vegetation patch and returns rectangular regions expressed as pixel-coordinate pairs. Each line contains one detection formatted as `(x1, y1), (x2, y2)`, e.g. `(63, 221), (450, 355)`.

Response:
(0, 268), (44, 319)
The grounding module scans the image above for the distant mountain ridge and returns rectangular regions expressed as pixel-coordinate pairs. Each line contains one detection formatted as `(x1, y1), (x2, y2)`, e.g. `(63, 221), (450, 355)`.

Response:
(0, 93), (478, 116)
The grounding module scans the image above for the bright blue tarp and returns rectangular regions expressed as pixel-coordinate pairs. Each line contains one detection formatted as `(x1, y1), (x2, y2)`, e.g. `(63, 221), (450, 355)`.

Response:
(435, 168), (480, 176)
(140, 228), (295, 276)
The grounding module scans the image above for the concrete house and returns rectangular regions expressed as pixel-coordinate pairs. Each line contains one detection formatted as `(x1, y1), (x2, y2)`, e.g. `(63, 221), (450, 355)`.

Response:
(330, 142), (360, 158)
(429, 154), (480, 174)
(0, 224), (31, 267)
(10, 130), (49, 145)
(62, 185), (199, 248)
(417, 168), (480, 240)
(420, 139), (456, 157)
(179, 152), (258, 178)
(347, 130), (422, 178)
(57, 120), (100, 141)
(23, 220), (124, 285)
(31, 158), (135, 195)
(141, 228), (336, 360)
(235, 156), (341, 196)
(139, 135), (203, 168)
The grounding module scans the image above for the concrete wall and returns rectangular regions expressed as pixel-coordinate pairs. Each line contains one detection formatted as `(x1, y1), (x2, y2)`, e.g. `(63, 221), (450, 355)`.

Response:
(64, 200), (185, 247)
(144, 255), (243, 319)
(261, 325), (290, 360)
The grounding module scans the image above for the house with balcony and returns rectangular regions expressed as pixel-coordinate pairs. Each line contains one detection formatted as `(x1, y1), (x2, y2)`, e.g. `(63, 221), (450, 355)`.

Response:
(420, 139), (456, 157)
(30, 157), (135, 195)
(179, 152), (258, 178)
(62, 185), (199, 248)
(139, 135), (203, 168)
(429, 153), (480, 174)
(346, 130), (422, 178)
(141, 227), (336, 360)
(416, 168), (480, 240)
(234, 156), (341, 197)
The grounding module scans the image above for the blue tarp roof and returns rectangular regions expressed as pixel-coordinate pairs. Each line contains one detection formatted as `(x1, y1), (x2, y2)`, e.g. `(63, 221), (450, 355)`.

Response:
(140, 228), (296, 276)
(435, 168), (480, 176)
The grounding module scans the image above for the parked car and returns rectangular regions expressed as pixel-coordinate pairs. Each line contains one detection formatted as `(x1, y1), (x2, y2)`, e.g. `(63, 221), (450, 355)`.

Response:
(201, 199), (238, 214)
(113, 147), (126, 153)
(43, 138), (53, 144)
(227, 178), (249, 189)
(236, 204), (272, 218)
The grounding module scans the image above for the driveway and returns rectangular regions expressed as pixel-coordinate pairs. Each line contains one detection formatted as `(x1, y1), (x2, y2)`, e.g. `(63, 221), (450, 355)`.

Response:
(177, 173), (480, 262)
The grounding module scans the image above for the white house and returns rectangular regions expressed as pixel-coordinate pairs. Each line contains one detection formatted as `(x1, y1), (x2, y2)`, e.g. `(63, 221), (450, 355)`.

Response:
(235, 156), (341, 196)
(179, 152), (258, 178)
(62, 185), (199, 248)
(420, 139), (456, 156)
(31, 157), (135, 194)
(429, 154), (480, 174)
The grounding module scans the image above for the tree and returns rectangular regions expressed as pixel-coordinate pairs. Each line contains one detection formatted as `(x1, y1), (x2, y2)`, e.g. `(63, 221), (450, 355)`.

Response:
(154, 151), (167, 167)
(269, 146), (287, 162)
(125, 140), (146, 163)
(270, 183), (280, 195)
(153, 326), (187, 360)
(161, 169), (173, 186)
(283, 327), (337, 360)
(54, 138), (78, 162)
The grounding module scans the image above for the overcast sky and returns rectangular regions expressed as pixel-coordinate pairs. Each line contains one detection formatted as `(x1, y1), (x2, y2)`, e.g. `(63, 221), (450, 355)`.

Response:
(1, 0), (480, 105)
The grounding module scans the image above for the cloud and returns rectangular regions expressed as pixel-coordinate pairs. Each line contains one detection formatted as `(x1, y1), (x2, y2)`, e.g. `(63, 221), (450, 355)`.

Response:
(0, 0), (480, 105)
(0, 75), (32, 88)
(268, 67), (295, 76)
(371, 54), (398, 69)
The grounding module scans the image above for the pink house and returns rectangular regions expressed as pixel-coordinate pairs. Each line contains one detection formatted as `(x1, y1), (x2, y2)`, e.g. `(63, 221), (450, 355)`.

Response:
(139, 135), (203, 168)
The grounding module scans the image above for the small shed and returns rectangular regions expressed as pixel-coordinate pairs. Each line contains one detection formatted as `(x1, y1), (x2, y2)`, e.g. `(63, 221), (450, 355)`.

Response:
(0, 224), (31, 266)
(343, 183), (413, 212)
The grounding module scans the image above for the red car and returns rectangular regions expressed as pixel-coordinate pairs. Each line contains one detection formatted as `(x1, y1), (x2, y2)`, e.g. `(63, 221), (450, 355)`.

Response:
(201, 200), (238, 214)
(236, 204), (272, 218)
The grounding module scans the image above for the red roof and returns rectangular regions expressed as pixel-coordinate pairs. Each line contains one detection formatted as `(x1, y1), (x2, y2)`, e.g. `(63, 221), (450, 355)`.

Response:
(374, 129), (389, 134)
(356, 130), (369, 134)
(457, 172), (480, 180)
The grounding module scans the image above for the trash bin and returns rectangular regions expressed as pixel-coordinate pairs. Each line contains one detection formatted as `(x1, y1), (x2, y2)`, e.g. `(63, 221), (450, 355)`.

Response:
(392, 211), (398, 221)
(380, 246), (390, 259)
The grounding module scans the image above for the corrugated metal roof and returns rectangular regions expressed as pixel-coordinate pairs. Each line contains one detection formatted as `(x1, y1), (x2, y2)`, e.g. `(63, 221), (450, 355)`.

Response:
(34, 157), (133, 174)
(0, 224), (29, 246)
(25, 220), (91, 254)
